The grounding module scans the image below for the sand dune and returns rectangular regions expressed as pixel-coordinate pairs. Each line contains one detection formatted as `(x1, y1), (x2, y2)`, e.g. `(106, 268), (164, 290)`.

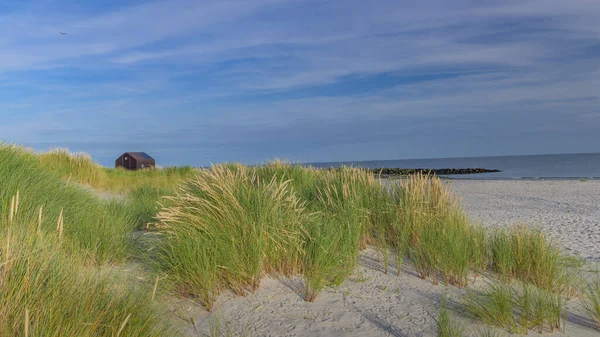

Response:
(175, 180), (600, 336)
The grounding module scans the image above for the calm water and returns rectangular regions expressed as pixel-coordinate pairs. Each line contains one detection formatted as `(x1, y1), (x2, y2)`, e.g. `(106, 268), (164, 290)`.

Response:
(308, 153), (600, 180)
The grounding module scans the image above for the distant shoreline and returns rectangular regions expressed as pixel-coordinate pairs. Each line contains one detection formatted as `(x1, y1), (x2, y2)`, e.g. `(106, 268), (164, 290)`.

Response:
(305, 151), (600, 167)
(303, 152), (600, 180)
(361, 167), (500, 176)
(442, 176), (600, 181)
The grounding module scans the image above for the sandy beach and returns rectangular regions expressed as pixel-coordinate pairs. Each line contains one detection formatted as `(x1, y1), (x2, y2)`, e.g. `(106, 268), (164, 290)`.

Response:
(173, 179), (600, 336)
(451, 180), (600, 261)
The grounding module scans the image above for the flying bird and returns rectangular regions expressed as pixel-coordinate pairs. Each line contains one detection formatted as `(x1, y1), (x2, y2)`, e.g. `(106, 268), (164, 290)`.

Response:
(60, 32), (67, 36)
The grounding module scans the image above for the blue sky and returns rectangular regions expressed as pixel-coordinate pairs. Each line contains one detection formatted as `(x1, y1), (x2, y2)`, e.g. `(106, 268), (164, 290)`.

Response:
(1, 0), (599, 167)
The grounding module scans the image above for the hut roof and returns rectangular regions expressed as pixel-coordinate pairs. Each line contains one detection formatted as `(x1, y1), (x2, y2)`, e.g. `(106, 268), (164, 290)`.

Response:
(125, 152), (154, 161)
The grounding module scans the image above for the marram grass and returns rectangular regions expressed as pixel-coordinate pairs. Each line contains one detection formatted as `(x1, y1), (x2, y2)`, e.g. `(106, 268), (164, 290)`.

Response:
(463, 281), (565, 334)
(4, 144), (586, 335)
(39, 147), (197, 194)
(39, 148), (106, 188)
(0, 144), (136, 264)
(0, 144), (178, 335)
(153, 163), (515, 308)
(0, 226), (174, 337)
(490, 226), (579, 295)
(155, 164), (308, 309)
(583, 279), (600, 329)
(436, 297), (465, 337)
(394, 172), (487, 286)
(37, 146), (196, 230)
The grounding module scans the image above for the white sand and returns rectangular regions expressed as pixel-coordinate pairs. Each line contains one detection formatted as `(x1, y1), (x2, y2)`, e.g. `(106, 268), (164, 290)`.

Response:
(172, 180), (600, 336)
(450, 180), (600, 261)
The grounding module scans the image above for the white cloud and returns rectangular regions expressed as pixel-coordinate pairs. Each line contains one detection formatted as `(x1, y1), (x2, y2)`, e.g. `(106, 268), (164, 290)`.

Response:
(2, 0), (600, 164)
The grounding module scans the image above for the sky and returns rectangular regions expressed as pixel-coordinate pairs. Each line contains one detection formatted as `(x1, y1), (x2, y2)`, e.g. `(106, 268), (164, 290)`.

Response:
(1, 0), (599, 167)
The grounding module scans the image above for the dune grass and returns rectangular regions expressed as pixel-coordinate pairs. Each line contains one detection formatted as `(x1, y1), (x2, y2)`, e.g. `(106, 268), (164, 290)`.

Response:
(154, 163), (394, 304)
(0, 144), (136, 264)
(5, 145), (587, 335)
(302, 168), (378, 300)
(153, 163), (496, 307)
(464, 282), (516, 330)
(128, 185), (173, 229)
(583, 279), (600, 329)
(102, 166), (197, 194)
(0, 224), (173, 336)
(152, 161), (585, 309)
(436, 297), (465, 337)
(490, 227), (579, 295)
(463, 281), (565, 334)
(1, 144), (175, 336)
(39, 147), (197, 194)
(396, 173), (487, 287)
(37, 147), (197, 230)
(155, 164), (308, 309)
(39, 148), (106, 187)
(474, 327), (507, 337)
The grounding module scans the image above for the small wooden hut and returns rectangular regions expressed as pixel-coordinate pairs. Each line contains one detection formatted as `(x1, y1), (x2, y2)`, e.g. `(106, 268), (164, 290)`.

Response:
(115, 152), (155, 170)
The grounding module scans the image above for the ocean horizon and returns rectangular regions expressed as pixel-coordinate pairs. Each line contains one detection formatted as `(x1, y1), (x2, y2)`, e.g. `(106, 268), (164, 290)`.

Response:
(306, 152), (600, 180)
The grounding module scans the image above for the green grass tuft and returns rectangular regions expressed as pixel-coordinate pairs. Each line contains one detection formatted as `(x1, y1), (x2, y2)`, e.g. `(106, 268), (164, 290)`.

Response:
(583, 279), (600, 329)
(490, 227), (578, 295)
(464, 281), (564, 334)
(436, 297), (465, 337)
(0, 143), (136, 264)
(154, 164), (308, 309)
(396, 173), (486, 286)
(0, 223), (174, 336)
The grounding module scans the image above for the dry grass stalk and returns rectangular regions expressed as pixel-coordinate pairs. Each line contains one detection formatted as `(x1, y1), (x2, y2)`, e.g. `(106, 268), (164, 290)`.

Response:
(116, 313), (132, 337)
(15, 190), (19, 217)
(38, 206), (43, 234)
(57, 208), (64, 240)
(8, 192), (20, 224)
(9, 196), (14, 224)
(25, 308), (29, 337)
(152, 276), (159, 301)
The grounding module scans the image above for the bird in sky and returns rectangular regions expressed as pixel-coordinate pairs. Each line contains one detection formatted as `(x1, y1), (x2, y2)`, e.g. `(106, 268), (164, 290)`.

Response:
(60, 32), (67, 36)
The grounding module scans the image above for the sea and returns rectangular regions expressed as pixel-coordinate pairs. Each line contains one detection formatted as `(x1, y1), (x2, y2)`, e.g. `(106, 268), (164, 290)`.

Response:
(308, 153), (600, 180)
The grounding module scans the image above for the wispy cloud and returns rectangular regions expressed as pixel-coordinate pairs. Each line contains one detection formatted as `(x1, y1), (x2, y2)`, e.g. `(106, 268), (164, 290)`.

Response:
(1, 0), (599, 165)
